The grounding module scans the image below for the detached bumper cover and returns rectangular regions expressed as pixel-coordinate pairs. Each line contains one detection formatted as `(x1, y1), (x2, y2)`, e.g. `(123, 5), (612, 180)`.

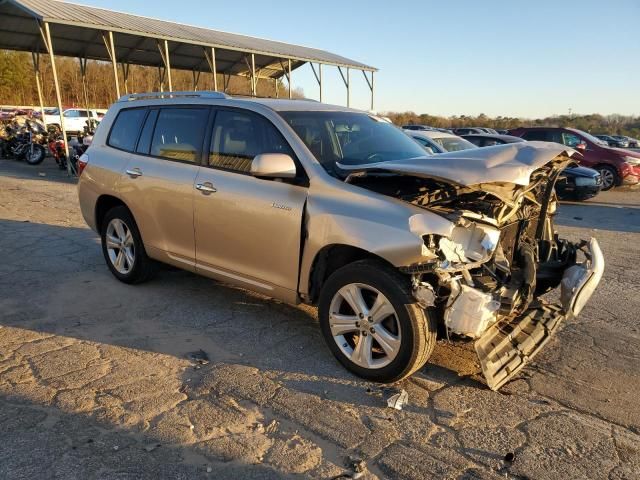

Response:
(475, 238), (604, 391)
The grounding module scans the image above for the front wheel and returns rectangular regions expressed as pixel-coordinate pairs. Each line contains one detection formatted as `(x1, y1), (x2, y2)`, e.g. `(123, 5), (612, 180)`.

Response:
(597, 165), (618, 191)
(318, 260), (437, 383)
(25, 144), (45, 165)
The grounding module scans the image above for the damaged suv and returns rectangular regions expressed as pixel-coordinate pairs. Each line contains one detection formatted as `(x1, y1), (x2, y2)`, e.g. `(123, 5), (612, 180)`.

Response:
(78, 92), (604, 390)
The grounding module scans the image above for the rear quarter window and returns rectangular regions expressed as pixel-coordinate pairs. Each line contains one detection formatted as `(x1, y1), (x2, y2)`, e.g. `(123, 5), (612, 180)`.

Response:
(108, 108), (147, 152)
(522, 130), (549, 141)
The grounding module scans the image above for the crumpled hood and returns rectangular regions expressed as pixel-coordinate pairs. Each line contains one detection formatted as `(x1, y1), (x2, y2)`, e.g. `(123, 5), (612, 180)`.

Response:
(339, 141), (578, 186)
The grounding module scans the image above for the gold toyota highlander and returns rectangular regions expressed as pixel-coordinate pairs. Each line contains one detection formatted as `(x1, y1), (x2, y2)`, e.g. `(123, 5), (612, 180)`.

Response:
(78, 92), (604, 390)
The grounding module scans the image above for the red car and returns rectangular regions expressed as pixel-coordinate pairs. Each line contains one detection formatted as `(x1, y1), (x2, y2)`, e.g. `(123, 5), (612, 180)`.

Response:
(509, 127), (640, 190)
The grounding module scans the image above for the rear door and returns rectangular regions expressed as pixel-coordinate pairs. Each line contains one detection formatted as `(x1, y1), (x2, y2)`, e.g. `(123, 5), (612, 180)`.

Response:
(193, 107), (308, 294)
(118, 106), (210, 267)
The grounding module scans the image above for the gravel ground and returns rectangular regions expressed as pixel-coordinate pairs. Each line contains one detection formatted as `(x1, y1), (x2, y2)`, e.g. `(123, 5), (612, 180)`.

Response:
(1, 158), (639, 480)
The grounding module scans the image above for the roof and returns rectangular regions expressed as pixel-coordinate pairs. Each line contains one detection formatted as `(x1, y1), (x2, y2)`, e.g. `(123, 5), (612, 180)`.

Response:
(115, 91), (365, 113)
(460, 133), (525, 143)
(404, 129), (459, 139)
(0, 0), (376, 78)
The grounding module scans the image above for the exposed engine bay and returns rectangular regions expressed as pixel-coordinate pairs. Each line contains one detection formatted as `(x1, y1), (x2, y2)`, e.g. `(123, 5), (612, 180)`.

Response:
(345, 152), (604, 390)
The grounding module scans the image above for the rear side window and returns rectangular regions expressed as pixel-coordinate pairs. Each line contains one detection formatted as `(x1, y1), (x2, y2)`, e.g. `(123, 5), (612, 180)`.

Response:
(522, 130), (549, 141)
(136, 109), (159, 154)
(150, 108), (209, 163)
(209, 109), (294, 173)
(108, 108), (147, 152)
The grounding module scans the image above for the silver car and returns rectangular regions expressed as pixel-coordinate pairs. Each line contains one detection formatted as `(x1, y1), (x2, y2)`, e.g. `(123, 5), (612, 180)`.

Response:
(78, 92), (604, 390)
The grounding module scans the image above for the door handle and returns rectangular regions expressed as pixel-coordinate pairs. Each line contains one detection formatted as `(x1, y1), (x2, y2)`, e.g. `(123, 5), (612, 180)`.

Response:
(196, 182), (217, 194)
(126, 168), (143, 178)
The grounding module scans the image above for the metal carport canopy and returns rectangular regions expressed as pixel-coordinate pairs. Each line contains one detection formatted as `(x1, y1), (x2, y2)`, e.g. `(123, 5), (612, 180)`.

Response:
(0, 0), (377, 80)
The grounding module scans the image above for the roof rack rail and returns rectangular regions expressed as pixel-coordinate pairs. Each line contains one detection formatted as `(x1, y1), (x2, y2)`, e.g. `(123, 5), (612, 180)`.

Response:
(119, 91), (231, 102)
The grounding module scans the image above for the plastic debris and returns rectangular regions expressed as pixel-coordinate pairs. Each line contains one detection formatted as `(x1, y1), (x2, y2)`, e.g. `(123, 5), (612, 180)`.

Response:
(145, 443), (161, 452)
(384, 388), (409, 410)
(206, 466), (213, 473)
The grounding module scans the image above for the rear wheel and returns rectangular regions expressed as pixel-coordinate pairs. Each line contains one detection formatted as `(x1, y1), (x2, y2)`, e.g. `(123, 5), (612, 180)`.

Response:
(318, 259), (437, 383)
(597, 165), (617, 191)
(101, 206), (157, 284)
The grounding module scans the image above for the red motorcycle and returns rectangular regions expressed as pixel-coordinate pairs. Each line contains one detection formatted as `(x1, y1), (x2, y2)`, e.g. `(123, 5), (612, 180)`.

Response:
(47, 127), (67, 170)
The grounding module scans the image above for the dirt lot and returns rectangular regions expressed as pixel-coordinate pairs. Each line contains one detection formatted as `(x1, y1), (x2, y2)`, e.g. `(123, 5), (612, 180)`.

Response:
(1, 158), (639, 480)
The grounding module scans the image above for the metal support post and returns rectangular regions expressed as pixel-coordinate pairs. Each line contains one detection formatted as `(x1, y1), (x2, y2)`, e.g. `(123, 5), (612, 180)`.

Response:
(310, 63), (323, 103)
(251, 53), (256, 96)
(40, 22), (72, 175)
(158, 40), (172, 92)
(362, 70), (374, 111)
(192, 69), (201, 91)
(79, 56), (91, 119)
(338, 66), (350, 107)
(204, 47), (218, 91)
(102, 31), (120, 100)
(288, 59), (292, 99)
(31, 52), (46, 128)
(120, 62), (130, 95)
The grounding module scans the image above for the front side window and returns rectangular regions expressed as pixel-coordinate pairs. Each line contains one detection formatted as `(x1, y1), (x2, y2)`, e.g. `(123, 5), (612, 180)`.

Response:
(562, 132), (582, 148)
(150, 108), (209, 163)
(209, 109), (294, 173)
(108, 108), (147, 152)
(279, 111), (427, 177)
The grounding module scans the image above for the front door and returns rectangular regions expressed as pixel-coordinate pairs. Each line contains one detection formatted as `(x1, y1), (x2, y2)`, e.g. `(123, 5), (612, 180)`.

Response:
(193, 108), (308, 295)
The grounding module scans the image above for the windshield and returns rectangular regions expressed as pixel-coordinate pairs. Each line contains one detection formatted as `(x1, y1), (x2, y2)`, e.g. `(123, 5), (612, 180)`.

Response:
(432, 136), (478, 152)
(279, 111), (427, 176)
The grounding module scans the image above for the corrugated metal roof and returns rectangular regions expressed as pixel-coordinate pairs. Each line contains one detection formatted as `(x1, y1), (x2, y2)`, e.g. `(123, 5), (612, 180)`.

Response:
(9, 0), (376, 72)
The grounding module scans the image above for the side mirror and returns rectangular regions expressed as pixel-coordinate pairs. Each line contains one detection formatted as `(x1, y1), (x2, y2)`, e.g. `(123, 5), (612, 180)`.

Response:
(575, 143), (587, 151)
(251, 153), (297, 179)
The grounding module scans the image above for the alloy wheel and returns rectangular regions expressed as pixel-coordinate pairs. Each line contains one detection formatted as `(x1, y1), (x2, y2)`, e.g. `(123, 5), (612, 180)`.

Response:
(328, 283), (401, 369)
(599, 168), (615, 190)
(105, 218), (135, 275)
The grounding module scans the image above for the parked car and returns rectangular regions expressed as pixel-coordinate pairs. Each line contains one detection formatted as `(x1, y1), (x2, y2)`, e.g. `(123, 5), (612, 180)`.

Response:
(404, 129), (477, 153)
(462, 133), (524, 147)
(611, 135), (639, 148)
(402, 125), (433, 131)
(509, 127), (640, 190)
(453, 127), (498, 135)
(596, 135), (628, 148)
(555, 166), (602, 201)
(78, 92), (603, 390)
(462, 133), (602, 201)
(45, 108), (101, 133)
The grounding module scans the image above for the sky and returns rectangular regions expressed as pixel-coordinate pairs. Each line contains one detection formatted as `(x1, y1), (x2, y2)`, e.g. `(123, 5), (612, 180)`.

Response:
(78, 0), (640, 118)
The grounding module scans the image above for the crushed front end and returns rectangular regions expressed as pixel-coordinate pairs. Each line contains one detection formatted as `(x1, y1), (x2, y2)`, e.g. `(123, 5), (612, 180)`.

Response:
(350, 152), (605, 390)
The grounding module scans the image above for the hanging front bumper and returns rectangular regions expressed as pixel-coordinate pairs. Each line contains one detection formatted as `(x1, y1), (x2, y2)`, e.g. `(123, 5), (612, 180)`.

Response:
(475, 238), (604, 391)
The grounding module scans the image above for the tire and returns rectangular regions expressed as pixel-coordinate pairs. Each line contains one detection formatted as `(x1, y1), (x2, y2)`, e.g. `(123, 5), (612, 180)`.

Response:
(318, 259), (437, 383)
(25, 144), (45, 165)
(101, 206), (157, 284)
(597, 165), (618, 191)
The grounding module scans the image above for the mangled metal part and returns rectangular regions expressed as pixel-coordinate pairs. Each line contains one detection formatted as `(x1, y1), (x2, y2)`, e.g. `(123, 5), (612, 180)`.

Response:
(561, 238), (604, 318)
(475, 303), (565, 391)
(412, 280), (436, 308)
